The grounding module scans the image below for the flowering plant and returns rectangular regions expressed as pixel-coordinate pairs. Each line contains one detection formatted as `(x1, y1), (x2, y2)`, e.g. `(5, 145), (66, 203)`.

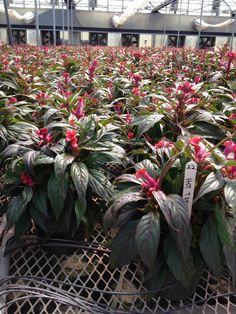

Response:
(0, 45), (235, 300)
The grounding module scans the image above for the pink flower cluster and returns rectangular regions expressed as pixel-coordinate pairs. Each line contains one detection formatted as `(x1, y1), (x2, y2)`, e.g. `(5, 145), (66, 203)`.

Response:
(131, 72), (142, 87)
(36, 128), (52, 146)
(223, 140), (236, 178)
(72, 97), (85, 120)
(20, 172), (34, 186)
(66, 130), (79, 153)
(177, 82), (195, 95)
(8, 97), (17, 105)
(135, 168), (160, 197)
(155, 139), (174, 150)
(189, 136), (209, 163)
(88, 60), (97, 81)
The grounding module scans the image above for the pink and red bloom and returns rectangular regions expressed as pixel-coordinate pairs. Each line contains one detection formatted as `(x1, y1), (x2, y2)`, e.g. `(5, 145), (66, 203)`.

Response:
(65, 130), (79, 153)
(72, 97), (85, 120)
(222, 140), (236, 178)
(127, 131), (134, 139)
(223, 141), (236, 160)
(131, 72), (142, 87)
(225, 51), (236, 61)
(8, 97), (17, 105)
(177, 82), (195, 95)
(155, 139), (174, 149)
(135, 168), (160, 197)
(36, 128), (52, 146)
(229, 113), (236, 121)
(20, 172), (34, 186)
(189, 136), (210, 163)
(125, 113), (133, 124)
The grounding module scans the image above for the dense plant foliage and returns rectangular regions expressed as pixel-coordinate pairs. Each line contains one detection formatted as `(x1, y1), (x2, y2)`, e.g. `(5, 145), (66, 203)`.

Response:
(0, 44), (235, 299)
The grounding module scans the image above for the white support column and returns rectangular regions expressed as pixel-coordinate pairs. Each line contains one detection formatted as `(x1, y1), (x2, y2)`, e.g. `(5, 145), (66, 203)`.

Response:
(215, 36), (229, 49)
(27, 29), (38, 45)
(108, 33), (121, 46)
(185, 36), (198, 48)
(139, 34), (152, 47)
(153, 34), (166, 47)
(0, 29), (7, 44)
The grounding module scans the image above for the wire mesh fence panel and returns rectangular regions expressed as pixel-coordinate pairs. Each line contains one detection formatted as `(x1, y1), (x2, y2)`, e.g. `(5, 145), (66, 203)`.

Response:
(1, 229), (236, 314)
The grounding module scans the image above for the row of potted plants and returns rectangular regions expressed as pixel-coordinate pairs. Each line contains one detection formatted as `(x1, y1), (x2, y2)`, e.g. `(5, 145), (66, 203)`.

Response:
(0, 44), (235, 299)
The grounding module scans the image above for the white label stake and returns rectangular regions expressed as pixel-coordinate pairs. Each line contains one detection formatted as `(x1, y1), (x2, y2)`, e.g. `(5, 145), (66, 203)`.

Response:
(182, 161), (197, 221)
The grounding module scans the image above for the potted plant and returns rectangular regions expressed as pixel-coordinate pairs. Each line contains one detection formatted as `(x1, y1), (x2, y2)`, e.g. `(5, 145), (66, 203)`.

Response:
(0, 107), (125, 238)
(104, 133), (236, 299)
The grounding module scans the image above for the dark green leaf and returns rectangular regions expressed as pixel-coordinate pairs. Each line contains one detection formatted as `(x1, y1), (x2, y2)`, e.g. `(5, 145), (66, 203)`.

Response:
(71, 162), (89, 225)
(104, 192), (144, 231)
(135, 159), (156, 177)
(194, 171), (224, 202)
(30, 204), (48, 232)
(215, 207), (234, 249)
(23, 151), (39, 177)
(43, 108), (60, 125)
(153, 191), (191, 256)
(1, 144), (21, 159)
(111, 220), (138, 268)
(15, 210), (32, 237)
(113, 204), (136, 228)
(0, 125), (7, 142)
(117, 174), (141, 185)
(224, 218), (236, 287)
(74, 199), (87, 227)
(22, 186), (33, 206)
(86, 152), (121, 168)
(163, 235), (191, 287)
(135, 212), (160, 269)
(189, 121), (226, 140)
(224, 179), (236, 211)
(144, 258), (168, 298)
(199, 217), (222, 275)
(34, 155), (54, 165)
(133, 114), (164, 138)
(32, 189), (48, 216)
(0, 80), (19, 90)
(54, 153), (75, 178)
(88, 169), (114, 202)
(47, 173), (69, 219)
(6, 195), (26, 229)
(47, 122), (72, 131)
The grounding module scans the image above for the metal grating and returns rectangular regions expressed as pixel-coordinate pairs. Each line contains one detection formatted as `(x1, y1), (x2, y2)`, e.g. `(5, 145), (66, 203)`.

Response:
(1, 229), (236, 314)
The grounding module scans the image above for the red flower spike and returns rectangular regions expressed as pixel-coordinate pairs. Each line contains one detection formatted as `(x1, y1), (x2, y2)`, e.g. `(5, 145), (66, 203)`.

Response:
(135, 168), (160, 197)
(8, 97), (17, 105)
(36, 128), (52, 146)
(178, 82), (195, 94)
(72, 97), (85, 120)
(189, 136), (202, 147)
(223, 141), (236, 160)
(155, 139), (174, 149)
(127, 131), (134, 139)
(193, 146), (210, 163)
(229, 113), (236, 121)
(65, 130), (79, 153)
(194, 76), (201, 84)
(20, 172), (34, 186)
(132, 73), (142, 87)
(65, 130), (77, 142)
(89, 60), (97, 73)
(225, 52), (236, 61)
(125, 113), (133, 124)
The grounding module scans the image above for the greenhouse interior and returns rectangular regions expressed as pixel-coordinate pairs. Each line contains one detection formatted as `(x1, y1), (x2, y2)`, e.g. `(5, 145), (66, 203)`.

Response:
(0, 0), (236, 313)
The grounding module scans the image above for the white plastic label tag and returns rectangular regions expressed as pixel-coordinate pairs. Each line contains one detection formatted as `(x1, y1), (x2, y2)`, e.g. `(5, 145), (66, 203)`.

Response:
(182, 161), (197, 221)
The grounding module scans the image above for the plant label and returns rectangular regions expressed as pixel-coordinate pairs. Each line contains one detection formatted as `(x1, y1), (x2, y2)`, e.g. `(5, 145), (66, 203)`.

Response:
(183, 160), (197, 220)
